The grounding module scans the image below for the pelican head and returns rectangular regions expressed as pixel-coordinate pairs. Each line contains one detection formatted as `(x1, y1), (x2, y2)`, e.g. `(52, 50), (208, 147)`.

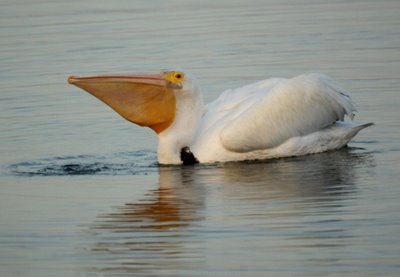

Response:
(68, 70), (198, 134)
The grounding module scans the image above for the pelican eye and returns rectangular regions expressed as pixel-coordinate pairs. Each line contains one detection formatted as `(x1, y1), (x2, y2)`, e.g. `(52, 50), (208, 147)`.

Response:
(165, 71), (185, 84)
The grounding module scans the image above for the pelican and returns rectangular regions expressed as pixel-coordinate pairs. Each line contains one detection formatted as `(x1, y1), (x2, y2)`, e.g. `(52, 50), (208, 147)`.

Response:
(68, 70), (372, 165)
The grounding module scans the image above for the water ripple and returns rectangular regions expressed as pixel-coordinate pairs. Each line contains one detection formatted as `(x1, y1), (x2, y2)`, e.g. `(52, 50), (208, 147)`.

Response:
(8, 150), (158, 176)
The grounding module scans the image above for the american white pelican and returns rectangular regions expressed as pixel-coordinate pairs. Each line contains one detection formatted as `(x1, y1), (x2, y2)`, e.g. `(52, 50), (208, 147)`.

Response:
(68, 70), (372, 165)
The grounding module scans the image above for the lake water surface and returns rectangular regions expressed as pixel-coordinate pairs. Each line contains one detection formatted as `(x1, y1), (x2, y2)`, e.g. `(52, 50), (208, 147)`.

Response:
(1, 0), (400, 276)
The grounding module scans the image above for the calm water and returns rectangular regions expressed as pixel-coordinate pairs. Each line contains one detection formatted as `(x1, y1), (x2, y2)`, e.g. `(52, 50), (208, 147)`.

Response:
(1, 0), (400, 276)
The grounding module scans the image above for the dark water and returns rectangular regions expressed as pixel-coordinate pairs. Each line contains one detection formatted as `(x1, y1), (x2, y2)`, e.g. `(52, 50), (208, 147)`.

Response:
(1, 0), (400, 276)
(8, 150), (158, 176)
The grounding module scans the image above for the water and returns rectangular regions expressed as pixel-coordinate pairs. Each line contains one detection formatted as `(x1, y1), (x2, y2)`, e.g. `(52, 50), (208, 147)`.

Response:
(1, 0), (400, 276)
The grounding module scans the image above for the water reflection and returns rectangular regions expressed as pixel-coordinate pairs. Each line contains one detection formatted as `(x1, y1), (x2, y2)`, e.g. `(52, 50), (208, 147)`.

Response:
(89, 167), (206, 275)
(210, 148), (374, 202)
(88, 148), (375, 275)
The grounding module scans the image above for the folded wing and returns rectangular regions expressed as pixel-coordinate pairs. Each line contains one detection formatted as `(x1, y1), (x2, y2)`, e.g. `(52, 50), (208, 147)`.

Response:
(218, 74), (356, 153)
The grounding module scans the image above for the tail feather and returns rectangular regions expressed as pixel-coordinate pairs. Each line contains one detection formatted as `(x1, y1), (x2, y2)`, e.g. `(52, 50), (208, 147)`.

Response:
(354, 122), (374, 131)
(347, 122), (374, 139)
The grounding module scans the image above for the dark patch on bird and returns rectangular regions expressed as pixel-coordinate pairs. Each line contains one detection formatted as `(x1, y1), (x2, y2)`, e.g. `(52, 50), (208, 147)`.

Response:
(180, 147), (199, 165)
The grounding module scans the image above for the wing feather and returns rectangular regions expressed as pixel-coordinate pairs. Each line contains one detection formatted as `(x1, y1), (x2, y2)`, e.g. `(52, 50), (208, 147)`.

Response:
(219, 74), (356, 153)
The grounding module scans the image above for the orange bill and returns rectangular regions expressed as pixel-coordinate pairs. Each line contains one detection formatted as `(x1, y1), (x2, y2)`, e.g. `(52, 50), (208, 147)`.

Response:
(68, 74), (176, 134)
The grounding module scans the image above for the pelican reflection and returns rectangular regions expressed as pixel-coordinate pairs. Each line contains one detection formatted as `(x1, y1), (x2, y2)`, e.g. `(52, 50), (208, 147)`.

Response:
(87, 148), (375, 275)
(89, 166), (206, 274)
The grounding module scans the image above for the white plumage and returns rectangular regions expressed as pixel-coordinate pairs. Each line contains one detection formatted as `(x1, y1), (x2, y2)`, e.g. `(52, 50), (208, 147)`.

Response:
(187, 73), (371, 164)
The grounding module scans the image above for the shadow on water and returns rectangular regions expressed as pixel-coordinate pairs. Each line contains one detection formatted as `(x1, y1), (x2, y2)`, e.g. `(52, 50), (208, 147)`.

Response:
(82, 148), (375, 275)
